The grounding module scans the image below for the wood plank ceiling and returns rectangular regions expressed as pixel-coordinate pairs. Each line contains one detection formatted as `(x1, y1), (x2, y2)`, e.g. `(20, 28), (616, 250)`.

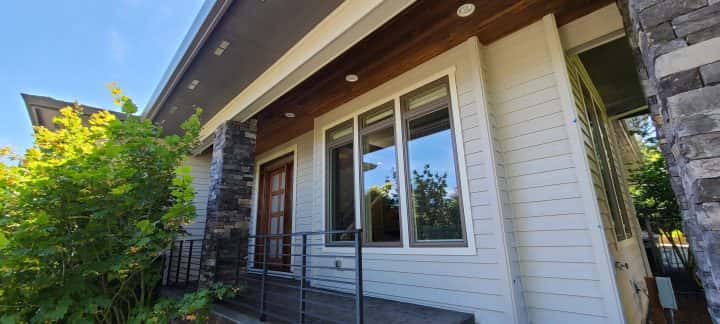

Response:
(254, 0), (614, 154)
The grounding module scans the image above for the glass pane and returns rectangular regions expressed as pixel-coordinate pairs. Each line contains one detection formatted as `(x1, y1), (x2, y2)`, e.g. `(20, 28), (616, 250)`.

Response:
(328, 124), (353, 141)
(329, 142), (355, 242)
(272, 173), (280, 191)
(271, 217), (279, 234)
(361, 103), (394, 128)
(406, 108), (463, 241)
(405, 82), (448, 110)
(362, 126), (400, 243)
(271, 195), (279, 213)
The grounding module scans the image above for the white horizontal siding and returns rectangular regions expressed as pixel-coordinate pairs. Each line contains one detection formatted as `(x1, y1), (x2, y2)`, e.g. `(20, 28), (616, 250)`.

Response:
(483, 20), (614, 323)
(182, 153), (211, 240)
(477, 46), (529, 323)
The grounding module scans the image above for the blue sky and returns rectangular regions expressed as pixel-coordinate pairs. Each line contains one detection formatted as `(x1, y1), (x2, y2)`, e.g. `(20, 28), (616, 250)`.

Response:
(0, 1), (203, 156)
(363, 128), (458, 196)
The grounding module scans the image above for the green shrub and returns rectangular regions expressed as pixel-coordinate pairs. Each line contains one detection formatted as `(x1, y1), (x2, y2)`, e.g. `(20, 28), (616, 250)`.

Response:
(0, 84), (219, 323)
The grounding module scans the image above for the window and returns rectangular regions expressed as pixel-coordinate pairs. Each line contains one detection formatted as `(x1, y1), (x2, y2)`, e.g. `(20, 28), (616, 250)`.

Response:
(324, 76), (467, 248)
(326, 121), (356, 243)
(401, 79), (465, 245)
(359, 103), (401, 245)
(582, 87), (632, 240)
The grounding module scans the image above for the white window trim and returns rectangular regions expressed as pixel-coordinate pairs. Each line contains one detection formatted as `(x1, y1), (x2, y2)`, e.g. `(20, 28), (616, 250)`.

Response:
(317, 67), (477, 256)
(249, 144), (299, 273)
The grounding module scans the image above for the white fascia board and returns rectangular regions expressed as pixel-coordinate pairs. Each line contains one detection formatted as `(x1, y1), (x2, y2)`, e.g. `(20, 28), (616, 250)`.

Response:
(199, 0), (416, 140)
(559, 3), (625, 55)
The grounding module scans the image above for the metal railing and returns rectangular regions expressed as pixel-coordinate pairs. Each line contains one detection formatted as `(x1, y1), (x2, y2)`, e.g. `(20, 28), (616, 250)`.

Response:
(237, 229), (364, 324)
(163, 239), (203, 288)
(163, 229), (364, 324)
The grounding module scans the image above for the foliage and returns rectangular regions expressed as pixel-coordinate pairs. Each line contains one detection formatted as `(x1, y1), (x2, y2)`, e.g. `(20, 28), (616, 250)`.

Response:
(367, 181), (399, 211)
(630, 145), (680, 232)
(411, 165), (461, 240)
(629, 120), (695, 274)
(128, 284), (233, 323)
(0, 84), (213, 323)
(625, 114), (657, 144)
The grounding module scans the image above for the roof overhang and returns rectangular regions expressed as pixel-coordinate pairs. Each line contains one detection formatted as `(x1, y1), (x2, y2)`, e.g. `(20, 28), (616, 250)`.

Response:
(558, 3), (648, 118)
(197, 0), (416, 140)
(148, 0), (618, 153)
(143, 0), (362, 136)
(142, 0), (230, 121)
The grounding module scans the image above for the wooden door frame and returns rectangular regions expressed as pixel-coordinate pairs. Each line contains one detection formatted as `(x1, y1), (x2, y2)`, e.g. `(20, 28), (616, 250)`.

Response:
(255, 153), (294, 272)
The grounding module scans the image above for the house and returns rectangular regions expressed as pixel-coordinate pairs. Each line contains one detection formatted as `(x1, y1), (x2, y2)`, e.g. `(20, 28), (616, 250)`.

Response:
(147, 1), (662, 323)
(27, 0), (720, 323)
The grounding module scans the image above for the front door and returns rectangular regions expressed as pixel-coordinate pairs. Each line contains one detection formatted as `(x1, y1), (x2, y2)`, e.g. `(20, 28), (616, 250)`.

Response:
(255, 154), (293, 272)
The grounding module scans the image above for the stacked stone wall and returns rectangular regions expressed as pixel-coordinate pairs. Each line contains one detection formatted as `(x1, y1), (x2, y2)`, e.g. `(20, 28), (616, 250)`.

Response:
(617, 0), (720, 321)
(200, 120), (257, 285)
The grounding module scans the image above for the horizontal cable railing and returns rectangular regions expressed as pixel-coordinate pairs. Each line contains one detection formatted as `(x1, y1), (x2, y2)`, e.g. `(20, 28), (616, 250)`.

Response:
(163, 229), (364, 324)
(241, 229), (363, 324)
(163, 239), (203, 288)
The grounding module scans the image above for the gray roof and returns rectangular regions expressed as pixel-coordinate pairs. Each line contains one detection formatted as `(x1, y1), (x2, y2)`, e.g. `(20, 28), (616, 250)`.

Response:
(22, 93), (126, 131)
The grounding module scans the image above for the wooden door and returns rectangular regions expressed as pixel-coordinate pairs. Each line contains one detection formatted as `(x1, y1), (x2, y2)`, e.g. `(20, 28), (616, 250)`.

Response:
(255, 155), (293, 272)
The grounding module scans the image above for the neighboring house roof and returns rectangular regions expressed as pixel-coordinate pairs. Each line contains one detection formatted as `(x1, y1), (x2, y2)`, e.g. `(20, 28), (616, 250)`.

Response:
(22, 93), (125, 131)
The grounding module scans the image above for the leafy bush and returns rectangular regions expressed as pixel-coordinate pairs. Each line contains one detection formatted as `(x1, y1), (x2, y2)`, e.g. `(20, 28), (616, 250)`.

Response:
(128, 284), (234, 323)
(628, 116), (695, 278)
(0, 85), (219, 323)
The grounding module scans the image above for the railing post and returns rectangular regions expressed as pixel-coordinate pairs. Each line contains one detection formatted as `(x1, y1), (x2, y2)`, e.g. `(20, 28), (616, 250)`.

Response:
(355, 230), (364, 324)
(185, 240), (194, 287)
(259, 235), (269, 321)
(299, 234), (308, 323)
(175, 240), (184, 285)
(166, 241), (175, 286)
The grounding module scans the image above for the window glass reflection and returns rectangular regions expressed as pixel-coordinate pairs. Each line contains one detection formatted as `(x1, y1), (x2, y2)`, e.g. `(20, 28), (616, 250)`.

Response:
(406, 108), (462, 241)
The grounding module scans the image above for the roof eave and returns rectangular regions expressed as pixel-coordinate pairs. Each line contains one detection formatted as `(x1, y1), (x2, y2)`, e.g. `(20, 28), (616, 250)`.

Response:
(142, 0), (233, 120)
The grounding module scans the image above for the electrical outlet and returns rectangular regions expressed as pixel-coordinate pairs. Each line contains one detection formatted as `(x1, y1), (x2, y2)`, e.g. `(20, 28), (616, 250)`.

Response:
(335, 259), (342, 268)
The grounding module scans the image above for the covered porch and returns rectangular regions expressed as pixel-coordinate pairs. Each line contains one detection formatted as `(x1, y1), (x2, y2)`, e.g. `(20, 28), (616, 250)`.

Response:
(152, 0), (644, 323)
(162, 230), (474, 324)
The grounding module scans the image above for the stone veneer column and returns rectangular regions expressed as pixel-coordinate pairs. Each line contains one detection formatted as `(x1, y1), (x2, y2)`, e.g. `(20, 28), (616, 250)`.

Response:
(200, 119), (256, 286)
(617, 0), (720, 321)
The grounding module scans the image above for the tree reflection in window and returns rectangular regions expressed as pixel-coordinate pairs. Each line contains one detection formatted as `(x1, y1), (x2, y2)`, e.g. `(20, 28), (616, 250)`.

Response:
(361, 104), (401, 243)
(411, 165), (462, 240)
(404, 86), (464, 243)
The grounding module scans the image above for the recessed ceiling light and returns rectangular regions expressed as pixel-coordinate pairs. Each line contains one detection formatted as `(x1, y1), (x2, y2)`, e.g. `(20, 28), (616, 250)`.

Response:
(187, 79), (200, 90)
(345, 74), (359, 82)
(214, 40), (230, 56)
(169, 106), (179, 114)
(457, 3), (475, 17)
(284, 112), (296, 118)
